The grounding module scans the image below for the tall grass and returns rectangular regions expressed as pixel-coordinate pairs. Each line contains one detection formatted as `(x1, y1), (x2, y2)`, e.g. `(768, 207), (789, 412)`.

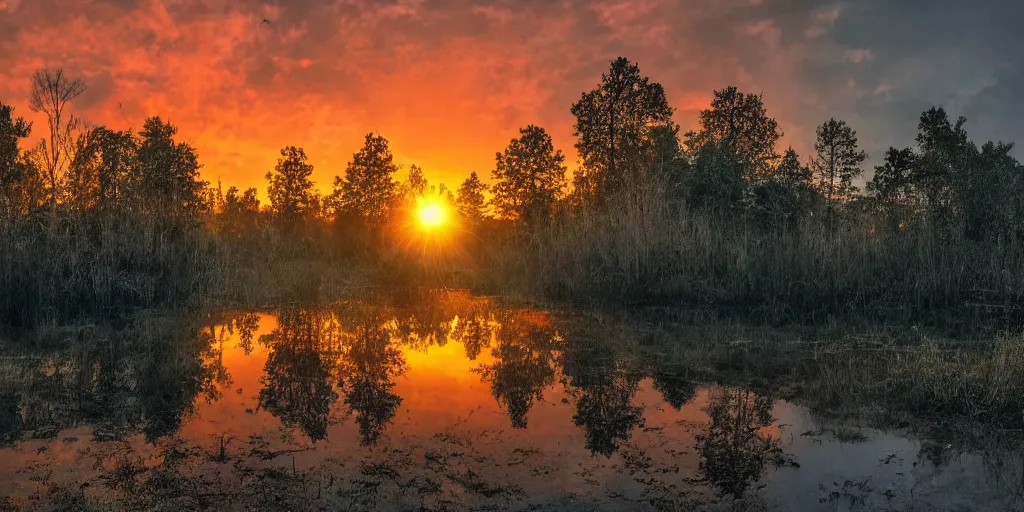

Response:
(526, 177), (1024, 331)
(0, 212), (227, 327)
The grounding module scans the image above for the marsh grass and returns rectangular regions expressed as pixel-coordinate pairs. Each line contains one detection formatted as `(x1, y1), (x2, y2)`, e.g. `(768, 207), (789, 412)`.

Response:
(806, 331), (1024, 427)
(0, 213), (227, 327)
(628, 317), (1024, 444)
(0, 210), (386, 327)
(525, 178), (1024, 334)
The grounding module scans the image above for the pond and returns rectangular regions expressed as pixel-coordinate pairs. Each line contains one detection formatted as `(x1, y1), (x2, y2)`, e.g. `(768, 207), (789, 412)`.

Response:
(0, 291), (1021, 511)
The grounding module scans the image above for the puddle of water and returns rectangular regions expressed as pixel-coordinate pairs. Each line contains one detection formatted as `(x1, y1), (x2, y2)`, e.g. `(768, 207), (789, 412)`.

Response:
(0, 292), (1021, 511)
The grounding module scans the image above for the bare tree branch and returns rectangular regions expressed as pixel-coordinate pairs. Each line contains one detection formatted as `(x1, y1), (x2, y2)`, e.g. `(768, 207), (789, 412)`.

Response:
(29, 68), (86, 209)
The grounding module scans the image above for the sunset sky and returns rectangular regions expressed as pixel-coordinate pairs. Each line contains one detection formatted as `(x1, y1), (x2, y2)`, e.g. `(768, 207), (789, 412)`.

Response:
(1, 0), (1021, 196)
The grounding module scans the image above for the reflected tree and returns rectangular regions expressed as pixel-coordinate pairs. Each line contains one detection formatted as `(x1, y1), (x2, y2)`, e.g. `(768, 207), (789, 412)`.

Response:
(227, 313), (261, 355)
(337, 313), (407, 445)
(561, 345), (644, 456)
(696, 388), (786, 498)
(258, 309), (340, 443)
(650, 365), (697, 410)
(135, 318), (224, 443)
(0, 315), (224, 444)
(476, 316), (561, 429)
(452, 313), (493, 361)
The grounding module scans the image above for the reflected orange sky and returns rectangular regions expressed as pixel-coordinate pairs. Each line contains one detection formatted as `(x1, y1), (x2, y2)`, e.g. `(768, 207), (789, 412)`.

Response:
(0, 0), (893, 197)
(0, 306), (838, 507)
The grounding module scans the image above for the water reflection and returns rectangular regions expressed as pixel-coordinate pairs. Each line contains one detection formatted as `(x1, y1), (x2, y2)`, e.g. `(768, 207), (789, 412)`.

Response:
(336, 309), (406, 445)
(0, 292), (1021, 511)
(257, 309), (340, 442)
(0, 315), (225, 444)
(561, 344), (645, 457)
(696, 388), (785, 498)
(475, 311), (561, 429)
(650, 363), (698, 410)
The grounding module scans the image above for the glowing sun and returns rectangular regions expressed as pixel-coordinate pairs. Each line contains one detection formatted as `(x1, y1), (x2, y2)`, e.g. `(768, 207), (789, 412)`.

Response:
(418, 202), (447, 228)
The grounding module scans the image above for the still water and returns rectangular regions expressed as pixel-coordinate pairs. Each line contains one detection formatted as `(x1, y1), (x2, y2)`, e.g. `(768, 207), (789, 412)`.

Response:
(0, 291), (1020, 511)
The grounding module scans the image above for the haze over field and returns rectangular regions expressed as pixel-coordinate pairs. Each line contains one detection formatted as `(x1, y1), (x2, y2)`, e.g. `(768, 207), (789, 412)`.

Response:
(1, 0), (1021, 194)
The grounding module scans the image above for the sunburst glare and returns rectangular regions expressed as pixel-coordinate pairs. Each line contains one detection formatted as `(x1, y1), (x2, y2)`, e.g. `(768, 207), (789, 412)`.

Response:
(417, 201), (447, 229)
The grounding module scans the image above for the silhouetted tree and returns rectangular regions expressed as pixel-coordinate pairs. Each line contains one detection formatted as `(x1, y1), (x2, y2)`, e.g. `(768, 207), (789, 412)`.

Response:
(685, 87), (782, 185)
(0, 103), (30, 184)
(491, 125), (566, 227)
(646, 124), (688, 202)
(914, 107), (969, 218)
(812, 118), (866, 216)
(404, 164), (429, 200)
(571, 57), (674, 203)
(0, 103), (34, 219)
(220, 186), (261, 238)
(455, 171), (488, 223)
(867, 147), (917, 228)
(266, 146), (315, 232)
(967, 141), (1023, 241)
(744, 147), (817, 227)
(67, 127), (137, 213)
(777, 147), (812, 187)
(29, 68), (85, 210)
(335, 133), (399, 230)
(911, 107), (991, 236)
(135, 117), (207, 217)
(684, 140), (746, 211)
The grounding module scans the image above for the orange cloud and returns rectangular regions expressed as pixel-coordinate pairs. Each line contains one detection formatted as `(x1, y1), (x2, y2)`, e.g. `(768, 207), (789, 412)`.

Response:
(2, 0), (1019, 197)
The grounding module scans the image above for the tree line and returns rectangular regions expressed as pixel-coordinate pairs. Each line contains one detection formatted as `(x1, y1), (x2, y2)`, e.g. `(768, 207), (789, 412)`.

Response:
(2, 58), (1022, 327)
(4, 58), (1022, 241)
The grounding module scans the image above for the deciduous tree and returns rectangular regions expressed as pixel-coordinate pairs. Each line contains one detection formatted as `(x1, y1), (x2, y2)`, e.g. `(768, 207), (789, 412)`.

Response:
(29, 68), (85, 209)
(135, 117), (206, 217)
